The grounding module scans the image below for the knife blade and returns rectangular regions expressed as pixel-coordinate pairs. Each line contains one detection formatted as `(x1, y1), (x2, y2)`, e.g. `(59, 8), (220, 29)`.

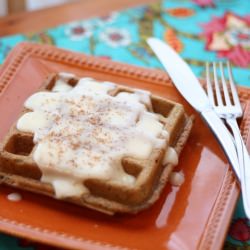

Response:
(147, 37), (240, 179)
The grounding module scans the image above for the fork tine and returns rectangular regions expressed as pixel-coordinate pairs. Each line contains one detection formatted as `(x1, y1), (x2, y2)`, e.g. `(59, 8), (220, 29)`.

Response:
(205, 62), (215, 106)
(213, 62), (223, 106)
(219, 61), (231, 105)
(227, 61), (241, 108)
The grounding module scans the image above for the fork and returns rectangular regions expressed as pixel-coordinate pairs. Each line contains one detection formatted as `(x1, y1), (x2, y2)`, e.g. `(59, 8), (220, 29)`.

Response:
(206, 61), (250, 219)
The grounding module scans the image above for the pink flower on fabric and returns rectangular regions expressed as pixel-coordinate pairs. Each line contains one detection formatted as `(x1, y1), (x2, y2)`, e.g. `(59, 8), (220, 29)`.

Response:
(218, 46), (250, 68)
(201, 16), (226, 36)
(229, 218), (250, 242)
(96, 12), (118, 26)
(192, 0), (214, 7)
(201, 12), (250, 67)
(99, 28), (131, 48)
(65, 22), (93, 41)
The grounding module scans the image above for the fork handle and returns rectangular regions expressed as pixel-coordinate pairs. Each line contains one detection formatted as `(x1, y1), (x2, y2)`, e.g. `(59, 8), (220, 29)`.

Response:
(226, 118), (250, 219)
(201, 110), (240, 179)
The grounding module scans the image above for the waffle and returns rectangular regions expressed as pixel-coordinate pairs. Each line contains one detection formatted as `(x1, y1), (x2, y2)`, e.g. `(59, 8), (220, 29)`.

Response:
(0, 73), (193, 214)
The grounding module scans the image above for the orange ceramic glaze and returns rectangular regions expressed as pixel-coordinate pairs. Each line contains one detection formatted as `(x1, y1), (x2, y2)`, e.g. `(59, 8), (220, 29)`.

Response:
(0, 43), (250, 250)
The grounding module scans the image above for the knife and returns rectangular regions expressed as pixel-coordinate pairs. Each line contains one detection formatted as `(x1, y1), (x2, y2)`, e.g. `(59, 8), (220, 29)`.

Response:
(147, 37), (240, 180)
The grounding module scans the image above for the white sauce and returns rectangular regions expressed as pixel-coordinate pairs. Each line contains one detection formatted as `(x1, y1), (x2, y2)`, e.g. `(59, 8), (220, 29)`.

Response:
(16, 74), (178, 198)
(163, 147), (178, 166)
(7, 192), (22, 202)
(169, 172), (185, 186)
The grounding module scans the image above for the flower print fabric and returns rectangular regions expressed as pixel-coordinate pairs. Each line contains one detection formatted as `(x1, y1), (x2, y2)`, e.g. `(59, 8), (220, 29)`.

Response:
(229, 218), (250, 242)
(99, 28), (131, 48)
(65, 22), (93, 41)
(201, 12), (250, 67)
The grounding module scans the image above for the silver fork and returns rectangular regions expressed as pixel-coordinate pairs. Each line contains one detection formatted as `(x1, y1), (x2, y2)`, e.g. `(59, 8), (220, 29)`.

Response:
(206, 61), (250, 219)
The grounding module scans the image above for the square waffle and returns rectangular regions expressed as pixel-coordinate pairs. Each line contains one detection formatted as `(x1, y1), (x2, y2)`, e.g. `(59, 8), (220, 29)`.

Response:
(0, 73), (193, 214)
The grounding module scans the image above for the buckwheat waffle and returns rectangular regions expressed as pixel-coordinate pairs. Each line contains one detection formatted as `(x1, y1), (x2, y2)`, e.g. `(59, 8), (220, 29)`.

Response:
(0, 73), (193, 214)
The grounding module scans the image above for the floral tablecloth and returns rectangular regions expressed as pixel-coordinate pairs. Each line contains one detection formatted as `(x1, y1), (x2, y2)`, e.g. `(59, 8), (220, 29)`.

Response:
(0, 0), (249, 249)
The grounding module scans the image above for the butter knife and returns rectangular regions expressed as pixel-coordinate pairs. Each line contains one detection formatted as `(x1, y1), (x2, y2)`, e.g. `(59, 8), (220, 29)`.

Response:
(147, 37), (240, 180)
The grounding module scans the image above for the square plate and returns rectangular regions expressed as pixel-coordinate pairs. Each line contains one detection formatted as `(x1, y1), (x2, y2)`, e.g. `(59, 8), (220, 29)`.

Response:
(0, 43), (250, 250)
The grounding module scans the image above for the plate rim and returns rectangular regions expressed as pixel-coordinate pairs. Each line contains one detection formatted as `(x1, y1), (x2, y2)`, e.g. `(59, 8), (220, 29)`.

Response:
(0, 42), (249, 250)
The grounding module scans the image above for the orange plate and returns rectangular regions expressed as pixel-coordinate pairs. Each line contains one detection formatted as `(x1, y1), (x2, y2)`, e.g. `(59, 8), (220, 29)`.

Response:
(0, 43), (250, 250)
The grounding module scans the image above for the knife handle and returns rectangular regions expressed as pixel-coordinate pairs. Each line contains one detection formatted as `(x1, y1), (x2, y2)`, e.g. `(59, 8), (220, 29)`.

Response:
(201, 109), (240, 180)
